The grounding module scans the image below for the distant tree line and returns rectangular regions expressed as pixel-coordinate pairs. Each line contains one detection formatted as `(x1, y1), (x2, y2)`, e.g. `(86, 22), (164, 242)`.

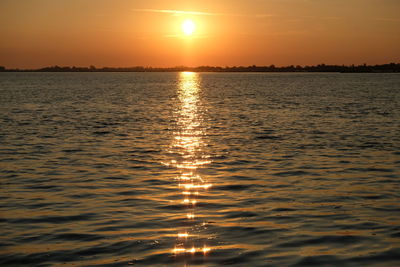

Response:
(1, 63), (400, 73)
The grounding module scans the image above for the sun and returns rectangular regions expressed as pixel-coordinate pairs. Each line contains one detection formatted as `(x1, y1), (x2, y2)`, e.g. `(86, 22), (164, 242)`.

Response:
(182, 19), (196, 36)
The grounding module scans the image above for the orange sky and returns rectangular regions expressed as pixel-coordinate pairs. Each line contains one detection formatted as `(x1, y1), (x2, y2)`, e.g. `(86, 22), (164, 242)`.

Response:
(1, 0), (399, 68)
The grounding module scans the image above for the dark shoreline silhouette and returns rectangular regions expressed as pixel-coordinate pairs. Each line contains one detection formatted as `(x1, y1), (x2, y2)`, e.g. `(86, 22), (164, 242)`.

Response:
(1, 63), (399, 73)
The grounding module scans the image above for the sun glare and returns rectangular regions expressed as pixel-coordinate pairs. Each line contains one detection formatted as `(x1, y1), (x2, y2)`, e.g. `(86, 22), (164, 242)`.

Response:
(182, 19), (196, 36)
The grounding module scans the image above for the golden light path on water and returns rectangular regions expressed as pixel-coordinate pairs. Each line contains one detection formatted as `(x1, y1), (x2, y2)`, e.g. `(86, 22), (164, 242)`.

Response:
(167, 72), (213, 257)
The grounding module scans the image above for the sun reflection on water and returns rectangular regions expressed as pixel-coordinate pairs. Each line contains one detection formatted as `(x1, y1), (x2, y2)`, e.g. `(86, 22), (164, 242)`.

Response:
(168, 72), (213, 256)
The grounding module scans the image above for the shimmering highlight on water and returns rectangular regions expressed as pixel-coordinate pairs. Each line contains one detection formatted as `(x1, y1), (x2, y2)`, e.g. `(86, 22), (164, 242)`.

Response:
(169, 72), (214, 258)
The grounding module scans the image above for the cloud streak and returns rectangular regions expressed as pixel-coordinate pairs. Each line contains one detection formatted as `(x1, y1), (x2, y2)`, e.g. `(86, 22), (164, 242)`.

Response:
(132, 9), (274, 18)
(133, 9), (217, 16)
(374, 17), (400, 22)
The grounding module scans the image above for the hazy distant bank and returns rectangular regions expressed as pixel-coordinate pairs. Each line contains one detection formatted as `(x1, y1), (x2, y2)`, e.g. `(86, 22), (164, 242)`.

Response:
(1, 63), (400, 73)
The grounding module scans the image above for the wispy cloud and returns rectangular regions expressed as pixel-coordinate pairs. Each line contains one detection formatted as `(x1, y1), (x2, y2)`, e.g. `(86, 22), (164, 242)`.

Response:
(133, 9), (217, 16)
(132, 9), (274, 18)
(374, 17), (400, 22)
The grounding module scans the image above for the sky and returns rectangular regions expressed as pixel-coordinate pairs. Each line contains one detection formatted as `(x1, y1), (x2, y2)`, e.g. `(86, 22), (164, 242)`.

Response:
(0, 0), (399, 68)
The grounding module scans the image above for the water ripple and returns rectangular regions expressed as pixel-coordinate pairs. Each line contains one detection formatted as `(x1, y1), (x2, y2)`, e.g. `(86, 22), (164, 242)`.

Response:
(0, 72), (400, 266)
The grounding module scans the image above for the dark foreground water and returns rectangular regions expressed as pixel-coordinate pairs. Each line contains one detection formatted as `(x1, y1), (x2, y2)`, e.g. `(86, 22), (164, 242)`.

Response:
(0, 72), (400, 266)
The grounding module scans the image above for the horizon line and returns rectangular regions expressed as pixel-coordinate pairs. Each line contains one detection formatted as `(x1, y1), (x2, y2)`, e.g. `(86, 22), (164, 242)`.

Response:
(1, 62), (400, 70)
(1, 63), (399, 74)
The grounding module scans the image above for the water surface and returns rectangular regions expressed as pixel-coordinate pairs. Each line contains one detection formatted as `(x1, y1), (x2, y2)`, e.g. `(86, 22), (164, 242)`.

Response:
(1, 72), (400, 266)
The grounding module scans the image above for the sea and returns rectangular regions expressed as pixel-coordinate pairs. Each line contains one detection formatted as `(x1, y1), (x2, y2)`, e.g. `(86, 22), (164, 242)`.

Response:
(0, 72), (399, 266)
